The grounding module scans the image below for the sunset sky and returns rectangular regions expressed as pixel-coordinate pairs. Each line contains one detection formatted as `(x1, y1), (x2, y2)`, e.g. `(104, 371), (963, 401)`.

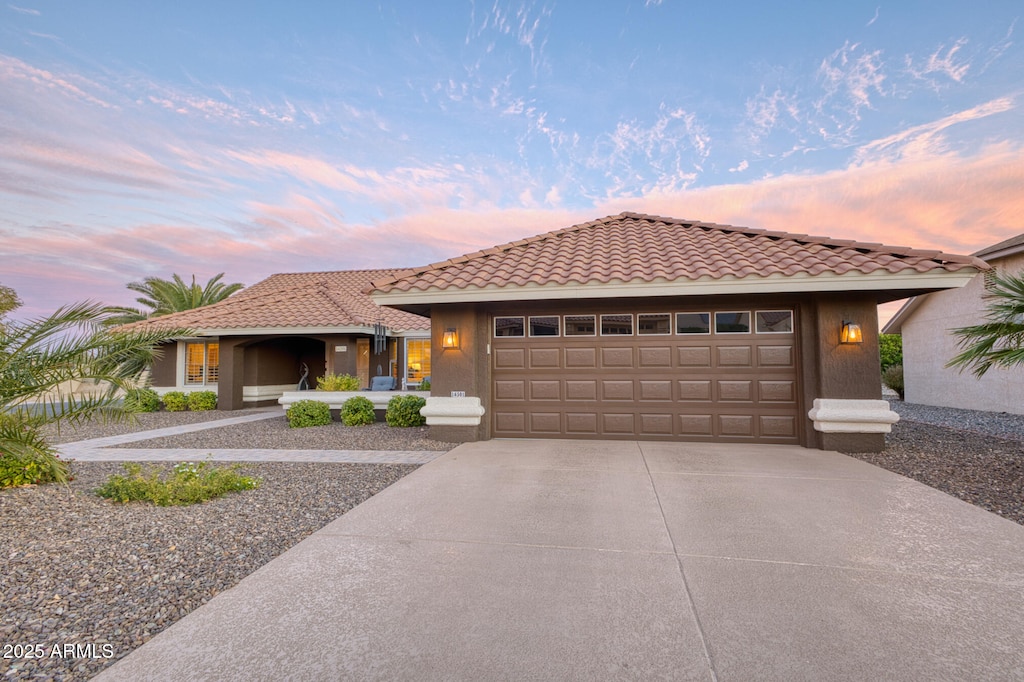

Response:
(1, 1), (1021, 322)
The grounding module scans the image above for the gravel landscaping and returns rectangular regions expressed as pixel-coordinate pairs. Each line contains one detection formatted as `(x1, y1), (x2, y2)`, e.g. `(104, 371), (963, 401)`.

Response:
(5, 401), (1023, 680)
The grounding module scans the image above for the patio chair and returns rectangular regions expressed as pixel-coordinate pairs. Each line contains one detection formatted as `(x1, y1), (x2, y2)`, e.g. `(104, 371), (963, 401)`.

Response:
(369, 375), (397, 391)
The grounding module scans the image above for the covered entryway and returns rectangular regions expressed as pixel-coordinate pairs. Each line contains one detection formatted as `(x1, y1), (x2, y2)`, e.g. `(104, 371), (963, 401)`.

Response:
(491, 307), (800, 442)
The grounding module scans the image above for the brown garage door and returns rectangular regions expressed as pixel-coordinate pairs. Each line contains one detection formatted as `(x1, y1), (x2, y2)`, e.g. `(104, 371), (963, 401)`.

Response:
(491, 309), (800, 443)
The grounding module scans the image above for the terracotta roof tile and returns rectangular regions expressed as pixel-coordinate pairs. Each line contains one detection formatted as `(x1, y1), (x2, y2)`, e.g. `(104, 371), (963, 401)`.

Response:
(122, 269), (429, 333)
(371, 212), (987, 295)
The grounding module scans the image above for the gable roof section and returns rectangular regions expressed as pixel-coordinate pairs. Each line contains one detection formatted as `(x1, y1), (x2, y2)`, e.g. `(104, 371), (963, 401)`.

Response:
(885, 231), (1023, 334)
(370, 212), (986, 306)
(974, 232), (1024, 261)
(122, 269), (430, 336)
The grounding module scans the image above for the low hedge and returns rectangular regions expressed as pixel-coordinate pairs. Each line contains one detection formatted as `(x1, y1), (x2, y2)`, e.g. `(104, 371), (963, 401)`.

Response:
(340, 396), (376, 426)
(286, 400), (332, 428)
(123, 387), (161, 413)
(162, 391), (188, 412)
(385, 395), (426, 427)
(187, 390), (218, 411)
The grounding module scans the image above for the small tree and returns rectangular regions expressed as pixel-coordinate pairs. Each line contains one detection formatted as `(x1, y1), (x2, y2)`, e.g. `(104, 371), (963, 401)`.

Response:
(878, 334), (903, 373)
(103, 273), (244, 326)
(947, 271), (1024, 377)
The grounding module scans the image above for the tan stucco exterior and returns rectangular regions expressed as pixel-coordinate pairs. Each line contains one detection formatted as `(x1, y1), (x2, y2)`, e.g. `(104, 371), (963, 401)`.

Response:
(897, 252), (1024, 415)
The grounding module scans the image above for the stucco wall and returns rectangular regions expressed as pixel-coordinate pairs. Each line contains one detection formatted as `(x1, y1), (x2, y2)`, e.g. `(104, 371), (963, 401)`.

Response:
(149, 342), (177, 387)
(902, 253), (1024, 415)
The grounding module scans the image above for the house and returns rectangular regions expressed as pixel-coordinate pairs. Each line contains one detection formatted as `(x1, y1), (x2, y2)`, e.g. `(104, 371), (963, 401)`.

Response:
(883, 233), (1023, 415)
(369, 212), (985, 452)
(128, 269), (431, 409)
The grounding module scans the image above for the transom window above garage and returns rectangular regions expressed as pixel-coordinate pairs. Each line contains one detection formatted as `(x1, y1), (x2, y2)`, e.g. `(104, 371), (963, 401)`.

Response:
(493, 310), (792, 337)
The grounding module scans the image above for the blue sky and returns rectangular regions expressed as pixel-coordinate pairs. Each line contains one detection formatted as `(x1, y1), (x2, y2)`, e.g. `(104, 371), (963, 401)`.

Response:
(1, 1), (1021, 319)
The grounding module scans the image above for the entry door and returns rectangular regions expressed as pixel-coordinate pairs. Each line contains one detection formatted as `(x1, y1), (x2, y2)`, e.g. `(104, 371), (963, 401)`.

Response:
(357, 338), (370, 389)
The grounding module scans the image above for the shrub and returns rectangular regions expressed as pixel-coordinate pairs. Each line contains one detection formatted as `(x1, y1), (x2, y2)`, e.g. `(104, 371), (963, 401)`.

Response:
(287, 400), (332, 428)
(162, 391), (188, 412)
(187, 390), (218, 411)
(419, 378), (431, 391)
(316, 373), (360, 391)
(96, 460), (259, 506)
(386, 395), (426, 427)
(882, 364), (905, 400)
(0, 449), (70, 488)
(340, 396), (376, 426)
(879, 334), (903, 373)
(123, 387), (161, 413)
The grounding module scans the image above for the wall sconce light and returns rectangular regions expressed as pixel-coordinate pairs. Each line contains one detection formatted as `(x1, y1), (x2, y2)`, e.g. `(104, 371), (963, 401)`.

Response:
(840, 321), (863, 344)
(442, 327), (460, 350)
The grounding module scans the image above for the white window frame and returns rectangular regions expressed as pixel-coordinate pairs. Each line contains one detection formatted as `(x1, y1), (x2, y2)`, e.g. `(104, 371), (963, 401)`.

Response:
(637, 313), (672, 336)
(754, 310), (794, 334)
(528, 315), (560, 337)
(714, 311), (752, 334)
(675, 312), (712, 335)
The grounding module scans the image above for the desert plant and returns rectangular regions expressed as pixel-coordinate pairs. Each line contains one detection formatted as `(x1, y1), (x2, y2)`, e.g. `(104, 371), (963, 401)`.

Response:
(315, 372), (360, 391)
(882, 364), (905, 400)
(0, 446), (70, 488)
(878, 334), (903, 373)
(162, 391), (188, 412)
(385, 395), (426, 427)
(102, 273), (244, 326)
(123, 386), (161, 413)
(947, 270), (1024, 377)
(286, 399), (332, 428)
(0, 292), (183, 488)
(187, 390), (218, 411)
(96, 460), (259, 506)
(340, 395), (376, 426)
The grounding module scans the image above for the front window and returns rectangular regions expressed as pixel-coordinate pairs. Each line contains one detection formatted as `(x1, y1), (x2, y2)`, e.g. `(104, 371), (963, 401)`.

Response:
(406, 338), (431, 386)
(185, 342), (219, 385)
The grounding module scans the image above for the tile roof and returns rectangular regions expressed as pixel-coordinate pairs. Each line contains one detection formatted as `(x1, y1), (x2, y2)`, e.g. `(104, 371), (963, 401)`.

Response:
(122, 269), (430, 333)
(370, 212), (988, 295)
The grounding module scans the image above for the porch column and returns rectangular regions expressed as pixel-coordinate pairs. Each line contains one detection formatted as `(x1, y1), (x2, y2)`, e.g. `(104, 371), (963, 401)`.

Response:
(218, 339), (245, 411)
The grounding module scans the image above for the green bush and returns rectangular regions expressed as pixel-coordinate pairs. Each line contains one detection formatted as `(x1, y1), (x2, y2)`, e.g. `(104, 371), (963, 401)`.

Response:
(419, 378), (431, 391)
(386, 395), (426, 427)
(162, 391), (188, 412)
(123, 387), (161, 413)
(187, 390), (218, 411)
(0, 449), (71, 488)
(879, 334), (903, 373)
(340, 396), (376, 426)
(316, 372), (360, 391)
(883, 364), (905, 400)
(96, 460), (259, 506)
(286, 399), (332, 428)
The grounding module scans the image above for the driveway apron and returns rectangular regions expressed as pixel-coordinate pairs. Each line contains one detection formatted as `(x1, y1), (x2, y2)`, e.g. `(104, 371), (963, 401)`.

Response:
(96, 440), (1024, 681)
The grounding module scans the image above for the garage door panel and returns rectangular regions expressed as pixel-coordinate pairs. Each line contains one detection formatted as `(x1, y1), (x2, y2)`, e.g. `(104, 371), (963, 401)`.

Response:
(565, 347), (597, 368)
(494, 412), (526, 434)
(639, 347), (672, 368)
(566, 413), (598, 434)
(529, 348), (561, 368)
(679, 414), (714, 435)
(758, 345), (794, 367)
(602, 413), (635, 434)
(761, 415), (797, 437)
(639, 380), (672, 400)
(719, 414), (755, 437)
(717, 346), (753, 367)
(678, 380), (712, 401)
(494, 348), (526, 369)
(718, 380), (753, 402)
(640, 413), (674, 435)
(565, 380), (597, 401)
(530, 412), (562, 433)
(759, 380), (795, 402)
(678, 346), (712, 367)
(529, 380), (561, 401)
(601, 380), (634, 400)
(601, 347), (633, 368)
(495, 380), (526, 401)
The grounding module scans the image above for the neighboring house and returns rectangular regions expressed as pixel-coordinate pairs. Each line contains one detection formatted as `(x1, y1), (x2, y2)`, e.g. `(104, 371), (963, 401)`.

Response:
(883, 233), (1024, 415)
(370, 212), (984, 452)
(125, 269), (431, 409)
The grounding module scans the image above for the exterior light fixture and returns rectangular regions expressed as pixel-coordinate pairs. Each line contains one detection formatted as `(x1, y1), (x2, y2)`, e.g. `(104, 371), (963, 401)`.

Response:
(840, 321), (863, 344)
(442, 327), (460, 349)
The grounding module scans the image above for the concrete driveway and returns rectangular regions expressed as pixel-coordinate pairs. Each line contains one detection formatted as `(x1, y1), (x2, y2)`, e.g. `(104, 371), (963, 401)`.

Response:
(97, 440), (1024, 681)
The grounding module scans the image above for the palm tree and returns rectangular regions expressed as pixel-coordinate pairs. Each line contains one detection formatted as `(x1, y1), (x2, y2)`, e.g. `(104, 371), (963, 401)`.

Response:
(947, 271), (1024, 377)
(103, 273), (244, 326)
(1, 298), (184, 485)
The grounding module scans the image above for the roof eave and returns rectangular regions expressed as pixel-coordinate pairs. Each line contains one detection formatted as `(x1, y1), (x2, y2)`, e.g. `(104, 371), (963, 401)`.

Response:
(371, 269), (981, 307)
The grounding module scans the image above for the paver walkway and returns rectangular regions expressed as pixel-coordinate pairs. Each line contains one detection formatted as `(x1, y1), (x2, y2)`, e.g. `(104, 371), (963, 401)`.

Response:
(57, 409), (445, 465)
